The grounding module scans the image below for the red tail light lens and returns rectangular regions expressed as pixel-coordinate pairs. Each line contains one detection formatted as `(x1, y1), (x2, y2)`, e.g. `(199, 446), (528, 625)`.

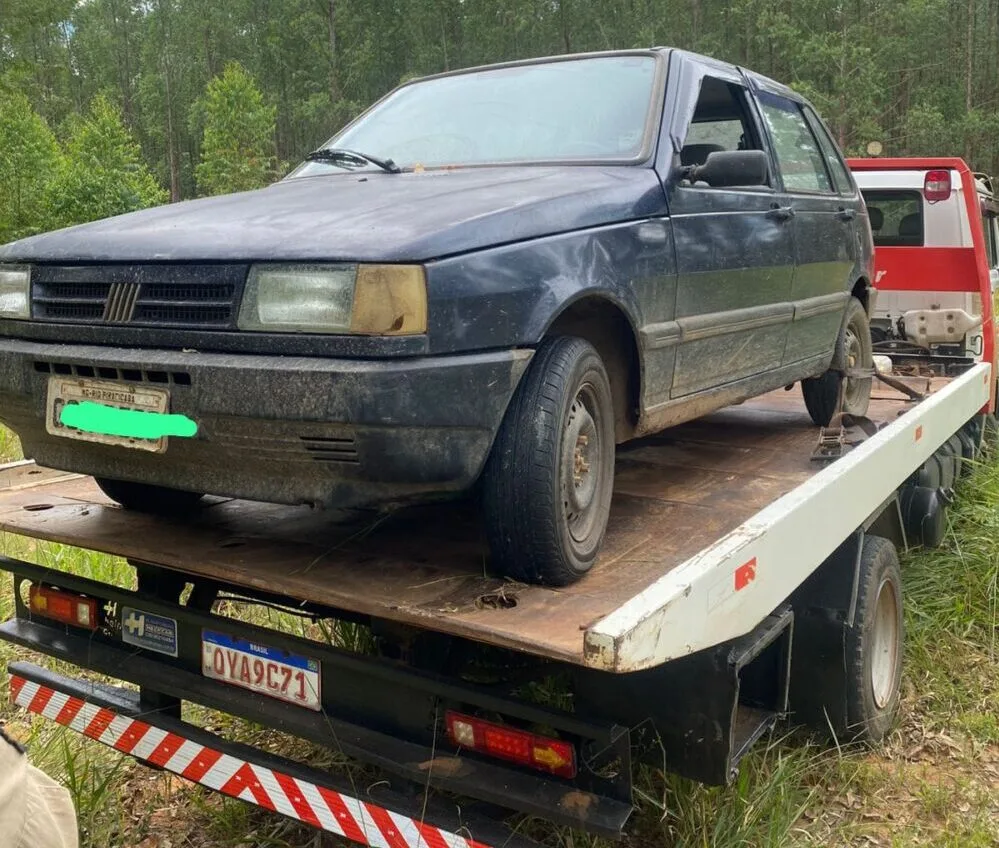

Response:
(445, 710), (577, 778)
(28, 585), (99, 630)
(924, 169), (951, 202)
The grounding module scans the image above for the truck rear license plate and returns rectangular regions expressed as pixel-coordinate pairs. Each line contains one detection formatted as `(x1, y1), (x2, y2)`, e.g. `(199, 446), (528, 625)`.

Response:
(201, 630), (321, 711)
(45, 376), (170, 453)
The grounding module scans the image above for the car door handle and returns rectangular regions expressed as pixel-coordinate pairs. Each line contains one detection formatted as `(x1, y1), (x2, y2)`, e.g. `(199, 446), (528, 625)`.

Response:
(766, 205), (795, 222)
(836, 207), (856, 222)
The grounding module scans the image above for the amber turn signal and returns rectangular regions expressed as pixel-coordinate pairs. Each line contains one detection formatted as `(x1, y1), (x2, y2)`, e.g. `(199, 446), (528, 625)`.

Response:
(351, 265), (427, 336)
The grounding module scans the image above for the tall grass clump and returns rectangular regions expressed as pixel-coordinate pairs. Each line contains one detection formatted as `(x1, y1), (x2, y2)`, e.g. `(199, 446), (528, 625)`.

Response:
(901, 452), (999, 733)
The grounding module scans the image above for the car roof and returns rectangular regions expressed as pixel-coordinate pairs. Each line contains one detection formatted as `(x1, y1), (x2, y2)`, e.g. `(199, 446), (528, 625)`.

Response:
(399, 47), (670, 87)
(400, 47), (806, 105)
(665, 49), (806, 103)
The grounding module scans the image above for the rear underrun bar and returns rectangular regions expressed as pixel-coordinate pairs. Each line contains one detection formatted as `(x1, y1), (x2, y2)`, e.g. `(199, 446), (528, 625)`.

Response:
(8, 661), (535, 848)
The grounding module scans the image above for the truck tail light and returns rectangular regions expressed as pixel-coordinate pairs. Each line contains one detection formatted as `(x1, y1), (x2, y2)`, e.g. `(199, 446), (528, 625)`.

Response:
(924, 169), (951, 202)
(445, 710), (577, 778)
(28, 585), (99, 630)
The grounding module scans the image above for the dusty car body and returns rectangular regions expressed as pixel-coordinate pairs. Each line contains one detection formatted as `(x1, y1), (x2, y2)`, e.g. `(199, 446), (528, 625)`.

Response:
(0, 48), (874, 585)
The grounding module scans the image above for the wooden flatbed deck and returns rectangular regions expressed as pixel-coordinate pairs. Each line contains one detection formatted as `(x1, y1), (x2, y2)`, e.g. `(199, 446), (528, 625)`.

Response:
(0, 381), (933, 666)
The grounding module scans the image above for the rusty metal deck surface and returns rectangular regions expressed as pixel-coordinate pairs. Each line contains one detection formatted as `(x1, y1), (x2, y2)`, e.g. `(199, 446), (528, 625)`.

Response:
(0, 382), (931, 666)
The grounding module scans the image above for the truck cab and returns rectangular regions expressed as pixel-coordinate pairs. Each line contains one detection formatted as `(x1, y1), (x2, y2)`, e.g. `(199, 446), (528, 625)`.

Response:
(848, 157), (999, 375)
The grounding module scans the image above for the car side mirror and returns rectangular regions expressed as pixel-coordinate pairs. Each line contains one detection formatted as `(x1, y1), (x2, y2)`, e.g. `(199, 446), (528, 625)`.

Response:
(684, 150), (769, 188)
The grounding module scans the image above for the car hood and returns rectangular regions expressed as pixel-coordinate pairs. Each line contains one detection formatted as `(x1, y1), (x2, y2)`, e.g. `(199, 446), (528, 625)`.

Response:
(0, 166), (666, 264)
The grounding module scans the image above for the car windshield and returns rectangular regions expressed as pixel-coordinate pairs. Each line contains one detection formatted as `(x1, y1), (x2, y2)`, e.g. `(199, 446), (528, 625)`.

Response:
(290, 54), (659, 175)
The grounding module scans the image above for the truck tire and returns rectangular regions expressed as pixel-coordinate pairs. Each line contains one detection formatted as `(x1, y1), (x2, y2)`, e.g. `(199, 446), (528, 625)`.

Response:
(846, 535), (903, 743)
(95, 477), (204, 514)
(801, 296), (873, 426)
(481, 336), (615, 586)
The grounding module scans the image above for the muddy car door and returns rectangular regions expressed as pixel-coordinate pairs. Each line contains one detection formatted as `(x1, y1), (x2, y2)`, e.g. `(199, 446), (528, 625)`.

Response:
(753, 87), (856, 368)
(663, 61), (796, 400)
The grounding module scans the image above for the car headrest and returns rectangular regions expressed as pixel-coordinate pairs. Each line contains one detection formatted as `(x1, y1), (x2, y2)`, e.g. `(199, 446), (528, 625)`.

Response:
(867, 206), (884, 231)
(680, 143), (725, 167)
(898, 213), (921, 238)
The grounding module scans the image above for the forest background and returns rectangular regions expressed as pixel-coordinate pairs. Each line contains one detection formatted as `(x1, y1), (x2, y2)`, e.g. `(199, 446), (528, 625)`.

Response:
(2, 0), (999, 242)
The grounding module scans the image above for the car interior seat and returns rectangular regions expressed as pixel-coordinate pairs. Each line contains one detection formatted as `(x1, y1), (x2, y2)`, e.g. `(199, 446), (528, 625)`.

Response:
(867, 206), (884, 233)
(680, 143), (725, 167)
(897, 213), (922, 245)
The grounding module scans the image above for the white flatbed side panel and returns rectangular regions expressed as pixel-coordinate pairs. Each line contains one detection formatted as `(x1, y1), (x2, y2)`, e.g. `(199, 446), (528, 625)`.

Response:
(585, 363), (991, 672)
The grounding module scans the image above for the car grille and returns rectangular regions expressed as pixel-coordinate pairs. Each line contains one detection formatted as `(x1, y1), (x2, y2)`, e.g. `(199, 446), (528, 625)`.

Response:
(33, 360), (191, 386)
(31, 264), (248, 329)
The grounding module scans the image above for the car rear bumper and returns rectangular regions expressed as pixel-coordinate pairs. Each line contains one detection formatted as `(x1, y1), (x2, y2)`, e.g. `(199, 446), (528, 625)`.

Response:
(0, 339), (532, 507)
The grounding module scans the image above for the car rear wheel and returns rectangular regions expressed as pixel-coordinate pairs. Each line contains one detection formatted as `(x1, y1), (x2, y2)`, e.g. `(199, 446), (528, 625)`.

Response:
(802, 295), (873, 426)
(95, 477), (205, 514)
(481, 336), (615, 586)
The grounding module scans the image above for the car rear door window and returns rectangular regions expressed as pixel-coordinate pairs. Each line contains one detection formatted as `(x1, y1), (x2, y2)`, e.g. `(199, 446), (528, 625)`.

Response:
(757, 94), (833, 194)
(861, 190), (924, 246)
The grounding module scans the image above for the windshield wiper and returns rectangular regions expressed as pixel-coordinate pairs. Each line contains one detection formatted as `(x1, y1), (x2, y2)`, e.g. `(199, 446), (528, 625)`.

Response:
(305, 147), (401, 174)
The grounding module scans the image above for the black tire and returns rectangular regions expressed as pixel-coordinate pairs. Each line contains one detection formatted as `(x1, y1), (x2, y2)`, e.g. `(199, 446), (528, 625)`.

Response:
(846, 535), (903, 743)
(95, 477), (205, 515)
(482, 336), (615, 586)
(801, 296), (874, 426)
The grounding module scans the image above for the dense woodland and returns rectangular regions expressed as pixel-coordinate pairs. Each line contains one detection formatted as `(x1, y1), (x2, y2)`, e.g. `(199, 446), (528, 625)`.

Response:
(2, 0), (999, 243)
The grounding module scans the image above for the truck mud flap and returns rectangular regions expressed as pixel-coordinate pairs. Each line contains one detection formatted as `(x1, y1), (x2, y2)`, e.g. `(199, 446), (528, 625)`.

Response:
(9, 661), (535, 848)
(575, 608), (793, 785)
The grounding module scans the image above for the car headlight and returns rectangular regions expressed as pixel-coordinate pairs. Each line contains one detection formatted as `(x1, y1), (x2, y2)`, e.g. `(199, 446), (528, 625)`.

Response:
(237, 263), (427, 335)
(0, 265), (30, 319)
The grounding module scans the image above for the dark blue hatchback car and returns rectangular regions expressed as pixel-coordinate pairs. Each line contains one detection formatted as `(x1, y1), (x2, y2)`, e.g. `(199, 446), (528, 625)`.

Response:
(0, 49), (874, 585)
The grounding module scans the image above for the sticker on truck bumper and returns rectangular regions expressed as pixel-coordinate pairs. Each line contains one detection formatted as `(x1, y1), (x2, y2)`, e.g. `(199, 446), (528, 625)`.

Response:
(121, 607), (179, 657)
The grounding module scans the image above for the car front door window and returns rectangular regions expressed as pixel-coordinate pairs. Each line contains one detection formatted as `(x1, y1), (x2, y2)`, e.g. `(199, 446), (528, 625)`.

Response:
(664, 75), (795, 399)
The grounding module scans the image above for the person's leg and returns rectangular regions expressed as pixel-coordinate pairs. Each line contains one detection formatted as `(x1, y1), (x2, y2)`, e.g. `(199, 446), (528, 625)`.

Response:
(0, 726), (78, 848)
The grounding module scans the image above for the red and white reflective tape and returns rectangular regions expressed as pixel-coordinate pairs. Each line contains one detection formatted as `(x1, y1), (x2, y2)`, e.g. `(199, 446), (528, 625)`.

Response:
(10, 675), (491, 848)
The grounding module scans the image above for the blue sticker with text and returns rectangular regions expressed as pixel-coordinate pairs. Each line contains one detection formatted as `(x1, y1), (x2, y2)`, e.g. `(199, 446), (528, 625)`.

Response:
(121, 607), (179, 657)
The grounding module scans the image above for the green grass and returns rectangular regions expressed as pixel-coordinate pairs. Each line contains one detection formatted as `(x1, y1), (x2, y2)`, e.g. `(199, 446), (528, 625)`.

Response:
(1, 429), (998, 847)
(0, 427), (20, 463)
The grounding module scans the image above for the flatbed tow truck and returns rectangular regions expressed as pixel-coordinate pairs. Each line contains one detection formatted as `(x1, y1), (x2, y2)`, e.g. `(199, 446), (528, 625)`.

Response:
(0, 157), (996, 847)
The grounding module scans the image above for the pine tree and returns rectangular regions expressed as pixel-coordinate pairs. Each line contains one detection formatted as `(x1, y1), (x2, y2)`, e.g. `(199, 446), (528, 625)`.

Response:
(0, 93), (62, 243)
(193, 62), (277, 196)
(43, 93), (168, 230)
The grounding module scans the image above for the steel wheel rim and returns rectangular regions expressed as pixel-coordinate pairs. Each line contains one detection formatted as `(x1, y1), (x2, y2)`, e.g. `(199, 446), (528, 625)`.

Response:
(561, 382), (604, 544)
(870, 576), (900, 709)
(843, 323), (867, 408)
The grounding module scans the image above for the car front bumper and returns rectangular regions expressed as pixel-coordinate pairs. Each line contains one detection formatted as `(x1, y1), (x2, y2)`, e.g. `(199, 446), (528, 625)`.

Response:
(0, 339), (532, 507)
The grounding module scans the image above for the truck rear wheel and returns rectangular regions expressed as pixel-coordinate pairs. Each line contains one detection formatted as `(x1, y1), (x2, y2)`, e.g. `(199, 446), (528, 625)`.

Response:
(801, 296), (873, 426)
(846, 535), (903, 742)
(95, 477), (205, 514)
(481, 336), (615, 586)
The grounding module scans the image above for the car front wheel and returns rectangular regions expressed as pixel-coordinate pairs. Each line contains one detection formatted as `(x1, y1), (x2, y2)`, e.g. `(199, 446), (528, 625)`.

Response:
(482, 336), (615, 586)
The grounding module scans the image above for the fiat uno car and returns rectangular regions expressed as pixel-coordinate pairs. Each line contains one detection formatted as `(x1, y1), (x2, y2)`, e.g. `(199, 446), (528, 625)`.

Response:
(0, 49), (874, 586)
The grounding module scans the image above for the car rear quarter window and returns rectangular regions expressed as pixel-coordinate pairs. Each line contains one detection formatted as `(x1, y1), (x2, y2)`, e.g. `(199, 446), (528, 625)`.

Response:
(861, 190), (924, 246)
(803, 107), (855, 195)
